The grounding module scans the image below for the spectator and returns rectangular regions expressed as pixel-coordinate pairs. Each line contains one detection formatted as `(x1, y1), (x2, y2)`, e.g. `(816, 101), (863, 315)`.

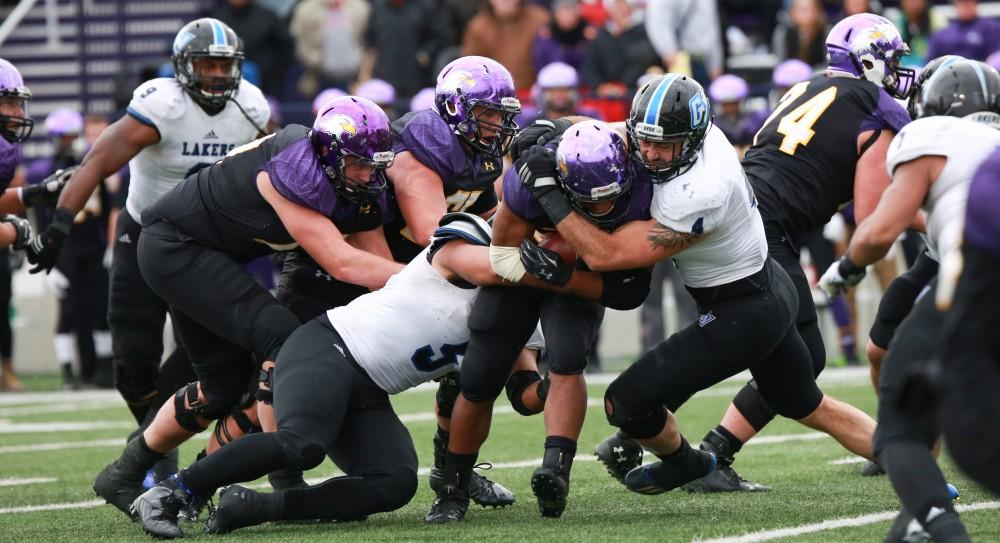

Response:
(717, 0), (783, 52)
(311, 87), (347, 114)
(362, 0), (447, 99)
(204, 0), (292, 98)
(773, 0), (829, 67)
(518, 61), (601, 124)
(928, 0), (1000, 61)
(708, 74), (752, 147)
(409, 87), (436, 112)
(532, 0), (596, 72)
(355, 78), (399, 119)
(290, 0), (370, 98)
(839, 0), (875, 19)
(893, 0), (941, 67)
(462, 0), (550, 90)
(442, 0), (482, 46)
(645, 0), (724, 86)
(744, 59), (813, 139)
(582, 0), (660, 97)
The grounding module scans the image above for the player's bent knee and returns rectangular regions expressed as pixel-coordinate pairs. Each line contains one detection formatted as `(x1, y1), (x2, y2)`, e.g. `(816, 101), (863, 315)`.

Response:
(732, 381), (777, 431)
(274, 431), (325, 471)
(375, 466), (419, 512)
(505, 370), (543, 416)
(604, 384), (666, 439)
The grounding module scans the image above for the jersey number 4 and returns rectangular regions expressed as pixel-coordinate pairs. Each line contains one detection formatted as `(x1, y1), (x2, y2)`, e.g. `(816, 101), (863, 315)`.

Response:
(411, 342), (468, 372)
(754, 82), (838, 155)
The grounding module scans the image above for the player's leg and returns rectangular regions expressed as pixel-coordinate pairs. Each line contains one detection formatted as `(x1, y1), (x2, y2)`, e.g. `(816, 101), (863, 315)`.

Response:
(0, 247), (21, 391)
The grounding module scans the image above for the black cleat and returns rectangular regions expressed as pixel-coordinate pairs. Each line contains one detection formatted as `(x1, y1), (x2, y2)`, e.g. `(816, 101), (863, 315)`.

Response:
(681, 465), (771, 493)
(595, 431), (643, 484)
(205, 485), (268, 535)
(131, 483), (190, 539)
(862, 460), (886, 477)
(530, 466), (569, 518)
(884, 508), (930, 543)
(625, 451), (717, 495)
(425, 484), (470, 524)
(94, 459), (146, 520)
(430, 463), (515, 508)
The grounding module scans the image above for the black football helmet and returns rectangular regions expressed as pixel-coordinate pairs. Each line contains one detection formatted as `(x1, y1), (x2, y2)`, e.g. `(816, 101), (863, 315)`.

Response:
(906, 55), (963, 120)
(626, 74), (712, 183)
(919, 59), (1000, 122)
(171, 18), (244, 113)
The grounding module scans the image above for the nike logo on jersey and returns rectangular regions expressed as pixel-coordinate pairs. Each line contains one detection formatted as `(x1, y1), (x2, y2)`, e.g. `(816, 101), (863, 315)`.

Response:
(204, 130), (218, 139)
(698, 311), (716, 327)
(181, 141), (236, 157)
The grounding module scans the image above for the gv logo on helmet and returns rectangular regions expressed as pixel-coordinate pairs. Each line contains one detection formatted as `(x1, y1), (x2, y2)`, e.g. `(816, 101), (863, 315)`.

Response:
(688, 94), (708, 129)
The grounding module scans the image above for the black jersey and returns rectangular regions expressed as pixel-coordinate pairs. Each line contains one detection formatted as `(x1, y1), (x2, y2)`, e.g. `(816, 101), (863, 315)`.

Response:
(144, 125), (391, 262)
(742, 75), (910, 246)
(385, 109), (502, 263)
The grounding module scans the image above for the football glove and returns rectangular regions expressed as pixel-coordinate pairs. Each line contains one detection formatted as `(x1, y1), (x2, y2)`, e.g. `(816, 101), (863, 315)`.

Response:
(1, 214), (32, 251)
(19, 165), (78, 208)
(520, 239), (573, 286)
(509, 118), (571, 160)
(515, 145), (572, 224)
(27, 207), (74, 274)
(818, 257), (866, 296)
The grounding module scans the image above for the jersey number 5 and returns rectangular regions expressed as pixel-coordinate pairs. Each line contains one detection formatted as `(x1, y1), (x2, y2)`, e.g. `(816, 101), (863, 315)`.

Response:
(754, 82), (838, 155)
(411, 342), (468, 372)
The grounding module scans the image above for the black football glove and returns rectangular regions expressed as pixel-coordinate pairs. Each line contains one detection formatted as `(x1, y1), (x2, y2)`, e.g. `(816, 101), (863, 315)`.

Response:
(19, 165), (78, 208)
(509, 118), (572, 160)
(1, 214), (32, 251)
(520, 239), (573, 286)
(515, 145), (573, 224)
(27, 207), (73, 274)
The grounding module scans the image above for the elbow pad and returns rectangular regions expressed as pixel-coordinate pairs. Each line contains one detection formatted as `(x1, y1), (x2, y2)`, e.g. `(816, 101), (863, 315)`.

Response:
(600, 267), (652, 310)
(490, 244), (526, 282)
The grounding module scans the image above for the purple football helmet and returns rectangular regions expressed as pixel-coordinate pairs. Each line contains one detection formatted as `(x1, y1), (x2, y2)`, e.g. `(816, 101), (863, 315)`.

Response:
(312, 87), (347, 115)
(311, 96), (395, 204)
(708, 74), (749, 103)
(356, 79), (396, 106)
(556, 120), (634, 229)
(44, 108), (83, 136)
(772, 59), (813, 88)
(434, 56), (521, 158)
(826, 13), (915, 99)
(0, 58), (33, 143)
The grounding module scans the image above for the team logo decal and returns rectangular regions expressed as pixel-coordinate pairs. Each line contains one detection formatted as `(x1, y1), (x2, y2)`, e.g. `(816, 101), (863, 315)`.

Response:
(688, 93), (708, 129)
(441, 70), (477, 92)
(327, 114), (358, 139)
(173, 31), (196, 54)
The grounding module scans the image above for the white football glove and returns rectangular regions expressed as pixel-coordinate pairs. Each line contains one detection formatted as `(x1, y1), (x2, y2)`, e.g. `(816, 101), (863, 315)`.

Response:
(818, 257), (866, 297)
(46, 267), (70, 299)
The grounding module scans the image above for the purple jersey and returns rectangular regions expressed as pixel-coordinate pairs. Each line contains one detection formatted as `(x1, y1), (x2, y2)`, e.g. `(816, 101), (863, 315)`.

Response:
(0, 137), (21, 190)
(503, 159), (653, 230)
(964, 146), (1000, 259)
(929, 17), (1000, 62)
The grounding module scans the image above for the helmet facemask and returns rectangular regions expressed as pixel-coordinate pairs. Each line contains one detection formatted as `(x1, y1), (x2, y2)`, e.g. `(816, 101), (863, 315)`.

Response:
(854, 46), (915, 100)
(322, 148), (395, 205)
(627, 121), (703, 183)
(174, 51), (244, 113)
(0, 88), (33, 143)
(452, 95), (520, 158)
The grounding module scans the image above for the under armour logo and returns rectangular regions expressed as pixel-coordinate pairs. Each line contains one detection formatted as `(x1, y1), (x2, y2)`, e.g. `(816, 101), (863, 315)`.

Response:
(613, 445), (626, 462)
(483, 160), (496, 172)
(314, 269), (333, 282)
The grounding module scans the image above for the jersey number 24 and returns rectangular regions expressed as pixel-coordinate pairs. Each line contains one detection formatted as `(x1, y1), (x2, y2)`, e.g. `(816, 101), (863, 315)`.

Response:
(754, 82), (838, 155)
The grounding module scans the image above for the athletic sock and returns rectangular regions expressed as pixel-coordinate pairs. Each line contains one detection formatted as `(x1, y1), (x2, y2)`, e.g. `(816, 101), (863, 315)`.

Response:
(543, 435), (577, 477)
(444, 451), (478, 492)
(701, 426), (743, 467)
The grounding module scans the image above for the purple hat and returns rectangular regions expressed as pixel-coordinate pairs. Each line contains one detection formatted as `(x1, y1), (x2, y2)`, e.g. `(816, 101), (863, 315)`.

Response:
(312, 96), (395, 203)
(44, 108), (83, 136)
(772, 59), (813, 87)
(537, 62), (579, 89)
(312, 87), (347, 115)
(409, 87), (436, 112)
(987, 51), (1000, 73)
(708, 74), (749, 103)
(0, 58), (33, 143)
(826, 13), (915, 99)
(556, 120), (634, 229)
(434, 56), (521, 157)
(356, 79), (396, 106)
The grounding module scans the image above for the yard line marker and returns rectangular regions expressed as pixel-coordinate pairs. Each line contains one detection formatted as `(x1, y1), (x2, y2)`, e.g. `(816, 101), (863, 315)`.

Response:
(695, 501), (1000, 543)
(0, 400), (124, 417)
(0, 477), (57, 487)
(0, 438), (124, 454)
(0, 499), (104, 514)
(829, 456), (867, 465)
(0, 390), (122, 406)
(0, 420), (133, 433)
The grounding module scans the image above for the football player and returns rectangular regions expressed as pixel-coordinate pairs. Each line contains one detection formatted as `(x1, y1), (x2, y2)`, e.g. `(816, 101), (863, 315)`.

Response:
(426, 120), (655, 522)
(91, 97), (399, 519)
(26, 20), (270, 481)
(129, 213), (595, 538)
(518, 74), (877, 498)
(820, 59), (1000, 543)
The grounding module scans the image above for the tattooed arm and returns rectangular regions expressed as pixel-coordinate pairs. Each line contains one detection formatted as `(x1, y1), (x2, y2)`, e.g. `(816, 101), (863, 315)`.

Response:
(549, 211), (705, 272)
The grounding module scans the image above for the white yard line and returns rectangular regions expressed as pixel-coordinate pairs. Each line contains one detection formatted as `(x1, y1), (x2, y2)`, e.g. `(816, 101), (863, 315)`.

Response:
(0, 420), (134, 433)
(828, 456), (867, 466)
(0, 477), (57, 487)
(0, 400), (124, 417)
(694, 502), (1000, 543)
(0, 499), (105, 514)
(0, 438), (125, 454)
(0, 390), (122, 406)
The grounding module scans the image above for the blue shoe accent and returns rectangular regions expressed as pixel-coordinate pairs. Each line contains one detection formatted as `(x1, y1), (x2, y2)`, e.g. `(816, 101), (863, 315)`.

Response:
(142, 469), (156, 490)
(706, 452), (717, 474)
(946, 483), (960, 502)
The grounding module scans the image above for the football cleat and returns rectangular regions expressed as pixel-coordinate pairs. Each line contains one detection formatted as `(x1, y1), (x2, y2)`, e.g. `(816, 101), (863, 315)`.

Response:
(429, 464), (515, 508)
(94, 459), (146, 520)
(862, 460), (886, 477)
(681, 465), (771, 493)
(425, 484), (470, 524)
(884, 509), (930, 543)
(205, 485), (268, 535)
(131, 483), (190, 539)
(594, 431), (643, 484)
(530, 466), (569, 518)
(625, 451), (717, 495)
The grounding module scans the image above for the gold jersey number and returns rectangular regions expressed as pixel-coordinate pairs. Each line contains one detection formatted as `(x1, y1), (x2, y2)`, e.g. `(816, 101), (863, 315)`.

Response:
(754, 82), (838, 156)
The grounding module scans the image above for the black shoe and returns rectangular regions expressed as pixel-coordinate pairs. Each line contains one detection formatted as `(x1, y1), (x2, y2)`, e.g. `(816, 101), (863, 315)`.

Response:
(205, 485), (268, 535)
(681, 465), (771, 493)
(625, 451), (717, 495)
(530, 466), (569, 518)
(94, 459), (146, 520)
(862, 460), (886, 477)
(131, 482), (191, 539)
(425, 484), (469, 524)
(884, 508), (930, 543)
(268, 468), (308, 491)
(430, 463), (515, 508)
(594, 432), (643, 484)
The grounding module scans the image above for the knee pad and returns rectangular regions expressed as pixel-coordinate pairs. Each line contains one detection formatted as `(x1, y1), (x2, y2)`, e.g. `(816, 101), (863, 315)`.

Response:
(604, 384), (667, 440)
(212, 399), (262, 447)
(505, 370), (544, 416)
(113, 360), (159, 406)
(435, 372), (460, 418)
(372, 466), (418, 512)
(732, 380), (777, 432)
(173, 382), (209, 432)
(274, 430), (325, 472)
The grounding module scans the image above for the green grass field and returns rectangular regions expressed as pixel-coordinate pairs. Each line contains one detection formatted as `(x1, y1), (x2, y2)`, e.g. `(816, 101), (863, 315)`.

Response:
(1, 370), (997, 542)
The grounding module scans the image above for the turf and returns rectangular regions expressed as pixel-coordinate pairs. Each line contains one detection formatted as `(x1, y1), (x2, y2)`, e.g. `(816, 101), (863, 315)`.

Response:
(1, 371), (997, 542)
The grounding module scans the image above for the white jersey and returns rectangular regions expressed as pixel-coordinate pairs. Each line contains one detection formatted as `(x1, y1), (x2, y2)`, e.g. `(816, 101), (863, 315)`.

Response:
(886, 115), (1000, 263)
(327, 249), (544, 394)
(124, 78), (269, 222)
(651, 125), (768, 287)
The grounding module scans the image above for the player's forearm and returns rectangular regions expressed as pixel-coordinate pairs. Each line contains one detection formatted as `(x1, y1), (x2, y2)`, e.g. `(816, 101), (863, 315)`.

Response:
(552, 213), (620, 272)
(0, 189), (25, 214)
(0, 223), (16, 248)
(56, 159), (113, 213)
(317, 247), (403, 291)
(846, 220), (896, 267)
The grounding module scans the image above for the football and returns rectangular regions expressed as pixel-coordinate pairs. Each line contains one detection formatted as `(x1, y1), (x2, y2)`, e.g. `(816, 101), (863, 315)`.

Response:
(539, 231), (577, 265)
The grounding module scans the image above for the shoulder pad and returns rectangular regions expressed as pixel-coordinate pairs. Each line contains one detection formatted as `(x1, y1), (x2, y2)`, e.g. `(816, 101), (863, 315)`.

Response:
(886, 116), (954, 175)
(232, 80), (271, 128)
(127, 78), (187, 126)
(428, 212), (493, 261)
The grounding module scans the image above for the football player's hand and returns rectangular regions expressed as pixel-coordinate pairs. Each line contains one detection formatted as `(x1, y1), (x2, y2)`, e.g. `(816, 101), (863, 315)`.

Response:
(19, 166), (78, 208)
(509, 118), (571, 160)
(515, 144), (559, 197)
(520, 239), (573, 286)
(1, 214), (32, 251)
(819, 257), (866, 296)
(27, 208), (73, 274)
